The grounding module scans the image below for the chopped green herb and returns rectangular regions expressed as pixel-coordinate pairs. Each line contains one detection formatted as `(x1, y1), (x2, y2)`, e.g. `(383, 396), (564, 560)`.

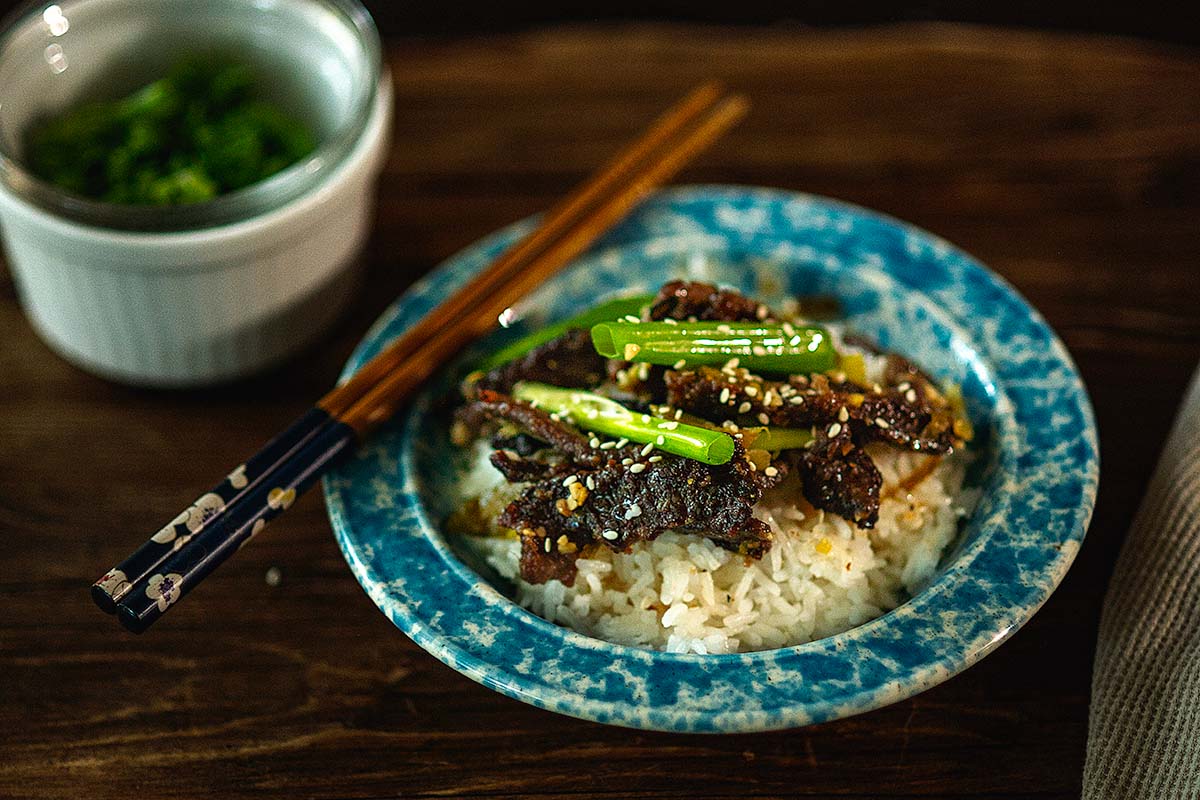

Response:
(25, 57), (316, 205)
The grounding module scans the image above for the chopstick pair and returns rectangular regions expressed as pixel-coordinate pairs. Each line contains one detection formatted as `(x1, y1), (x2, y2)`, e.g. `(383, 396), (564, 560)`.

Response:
(91, 81), (749, 633)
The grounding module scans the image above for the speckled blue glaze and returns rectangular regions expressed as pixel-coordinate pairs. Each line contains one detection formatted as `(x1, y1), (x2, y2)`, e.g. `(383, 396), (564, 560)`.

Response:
(323, 186), (1099, 732)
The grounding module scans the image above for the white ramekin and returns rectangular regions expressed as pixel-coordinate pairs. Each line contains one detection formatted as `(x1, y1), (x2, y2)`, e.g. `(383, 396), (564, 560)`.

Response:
(0, 0), (391, 387)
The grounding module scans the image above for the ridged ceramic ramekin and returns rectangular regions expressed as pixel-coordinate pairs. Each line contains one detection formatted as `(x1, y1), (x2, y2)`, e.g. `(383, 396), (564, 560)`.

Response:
(0, 0), (391, 386)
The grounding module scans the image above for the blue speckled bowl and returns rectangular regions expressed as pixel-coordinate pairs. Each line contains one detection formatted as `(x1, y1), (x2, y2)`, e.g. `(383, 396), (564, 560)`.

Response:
(323, 185), (1098, 732)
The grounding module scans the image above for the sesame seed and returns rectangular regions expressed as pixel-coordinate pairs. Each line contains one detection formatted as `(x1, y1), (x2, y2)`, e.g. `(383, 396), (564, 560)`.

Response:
(717, 324), (732, 333)
(623, 315), (640, 323)
(641, 414), (651, 423)
(757, 412), (770, 424)
(602, 529), (619, 540)
(738, 401), (752, 414)
(623, 343), (641, 361)
(673, 359), (687, 370)
(674, 409), (683, 420)
(630, 463), (646, 474)
(837, 406), (849, 422)
(585, 475), (596, 490)
(905, 389), (918, 403)
(624, 503), (642, 519)
(648, 455), (663, 462)
(589, 437), (601, 448)
(789, 396), (805, 405)
(875, 417), (890, 428)
(745, 385), (758, 397)
(898, 381), (911, 391)
(790, 335), (802, 346)
(655, 435), (665, 445)
(719, 387), (731, 404)
(616, 438), (629, 448)
(544, 538), (552, 552)
(782, 322), (796, 337)
(827, 422), (842, 437)
(640, 442), (654, 456)
(621, 458), (634, 466)
(747, 461), (757, 471)
(659, 420), (680, 430)
(562, 475), (579, 487)
(764, 466), (779, 477)
(663, 318), (678, 325)
(752, 345), (767, 357)
(725, 358), (740, 370)
(600, 441), (616, 450)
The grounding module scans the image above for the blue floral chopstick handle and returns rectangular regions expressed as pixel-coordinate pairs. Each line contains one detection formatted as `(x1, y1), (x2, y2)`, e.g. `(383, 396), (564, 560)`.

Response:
(114, 418), (357, 633)
(91, 407), (335, 614)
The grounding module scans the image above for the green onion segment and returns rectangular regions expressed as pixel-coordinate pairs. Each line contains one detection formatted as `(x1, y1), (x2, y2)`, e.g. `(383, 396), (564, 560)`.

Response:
(591, 321), (837, 374)
(513, 382), (735, 465)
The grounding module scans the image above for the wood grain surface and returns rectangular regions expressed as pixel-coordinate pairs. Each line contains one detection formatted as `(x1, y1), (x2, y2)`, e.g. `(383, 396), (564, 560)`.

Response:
(2, 23), (1199, 799)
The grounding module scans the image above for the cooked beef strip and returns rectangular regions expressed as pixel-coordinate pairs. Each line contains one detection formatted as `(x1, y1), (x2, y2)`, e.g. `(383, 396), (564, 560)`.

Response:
(790, 430), (883, 527)
(490, 432), (545, 457)
(456, 390), (597, 463)
(649, 279), (770, 322)
(664, 366), (959, 455)
(457, 390), (784, 584)
(472, 328), (606, 394)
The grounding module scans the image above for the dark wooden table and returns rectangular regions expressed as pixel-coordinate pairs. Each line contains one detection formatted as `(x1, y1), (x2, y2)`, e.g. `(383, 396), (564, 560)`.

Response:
(3, 23), (1198, 799)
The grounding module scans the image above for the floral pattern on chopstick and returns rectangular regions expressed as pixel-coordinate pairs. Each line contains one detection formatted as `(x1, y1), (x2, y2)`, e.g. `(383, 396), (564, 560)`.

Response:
(144, 572), (184, 612)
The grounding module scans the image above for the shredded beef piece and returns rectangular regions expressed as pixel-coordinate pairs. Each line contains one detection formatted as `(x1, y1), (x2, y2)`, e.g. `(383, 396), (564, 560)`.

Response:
(488, 449), (565, 483)
(501, 439), (775, 584)
(649, 280), (768, 322)
(664, 367), (959, 454)
(490, 432), (545, 457)
(456, 390), (597, 463)
(791, 431), (883, 527)
(472, 328), (606, 393)
(456, 390), (778, 584)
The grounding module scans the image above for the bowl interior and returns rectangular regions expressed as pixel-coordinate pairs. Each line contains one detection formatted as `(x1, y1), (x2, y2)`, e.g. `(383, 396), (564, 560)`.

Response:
(0, 0), (369, 157)
(406, 241), (1007, 619)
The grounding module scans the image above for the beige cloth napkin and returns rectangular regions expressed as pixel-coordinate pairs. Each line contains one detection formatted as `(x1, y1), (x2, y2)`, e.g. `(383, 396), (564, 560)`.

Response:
(1085, 365), (1200, 799)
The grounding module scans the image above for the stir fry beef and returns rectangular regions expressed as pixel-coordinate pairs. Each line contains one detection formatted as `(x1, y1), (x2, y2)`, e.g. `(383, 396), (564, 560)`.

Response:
(472, 328), (606, 393)
(792, 429), (883, 527)
(456, 281), (972, 582)
(663, 365), (965, 527)
(456, 391), (783, 584)
(664, 367), (960, 455)
(649, 280), (770, 322)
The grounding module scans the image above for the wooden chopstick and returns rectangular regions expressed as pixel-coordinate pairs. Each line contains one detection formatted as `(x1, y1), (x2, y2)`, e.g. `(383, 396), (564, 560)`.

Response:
(317, 81), (728, 418)
(341, 94), (750, 434)
(97, 84), (749, 633)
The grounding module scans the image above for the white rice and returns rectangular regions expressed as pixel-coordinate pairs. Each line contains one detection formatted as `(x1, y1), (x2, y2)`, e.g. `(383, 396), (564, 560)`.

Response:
(459, 440), (974, 654)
